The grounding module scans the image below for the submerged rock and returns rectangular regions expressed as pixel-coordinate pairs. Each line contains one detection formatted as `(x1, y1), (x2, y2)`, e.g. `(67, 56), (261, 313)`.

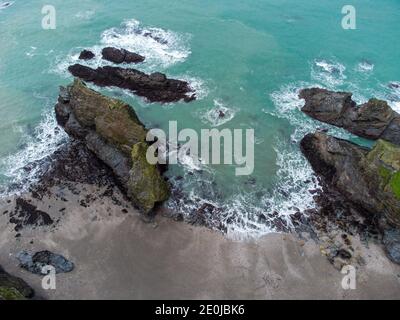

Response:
(17, 250), (74, 275)
(300, 132), (400, 229)
(102, 47), (145, 64)
(68, 64), (195, 103)
(300, 88), (400, 144)
(78, 49), (95, 60)
(0, 265), (34, 300)
(55, 79), (170, 212)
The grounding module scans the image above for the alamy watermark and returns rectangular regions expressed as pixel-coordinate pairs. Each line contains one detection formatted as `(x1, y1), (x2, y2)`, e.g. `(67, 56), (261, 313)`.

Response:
(146, 121), (255, 176)
(41, 265), (57, 290)
(341, 265), (356, 290)
(342, 5), (356, 30)
(41, 5), (56, 30)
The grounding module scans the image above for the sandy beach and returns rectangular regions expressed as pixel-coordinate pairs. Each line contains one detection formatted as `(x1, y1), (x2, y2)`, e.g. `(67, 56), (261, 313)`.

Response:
(1, 182), (399, 300)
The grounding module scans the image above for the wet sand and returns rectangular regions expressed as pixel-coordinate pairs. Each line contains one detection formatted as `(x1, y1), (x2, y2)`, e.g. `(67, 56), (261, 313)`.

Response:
(0, 183), (400, 300)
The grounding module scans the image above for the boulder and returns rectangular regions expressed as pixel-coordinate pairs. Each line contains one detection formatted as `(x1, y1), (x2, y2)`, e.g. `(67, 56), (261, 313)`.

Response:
(300, 88), (400, 144)
(78, 50), (95, 60)
(68, 64), (195, 103)
(0, 265), (34, 300)
(300, 132), (400, 228)
(383, 229), (400, 264)
(102, 47), (145, 64)
(17, 250), (74, 275)
(55, 79), (170, 212)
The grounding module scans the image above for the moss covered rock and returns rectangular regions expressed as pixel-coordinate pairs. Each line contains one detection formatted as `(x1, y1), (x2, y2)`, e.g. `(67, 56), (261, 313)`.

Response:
(128, 142), (170, 213)
(0, 265), (34, 299)
(55, 80), (170, 213)
(365, 140), (400, 226)
(0, 286), (26, 300)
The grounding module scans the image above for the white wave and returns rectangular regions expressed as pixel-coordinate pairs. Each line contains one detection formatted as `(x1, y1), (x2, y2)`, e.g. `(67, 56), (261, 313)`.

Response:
(98, 18), (190, 72)
(391, 101), (400, 113)
(267, 140), (320, 224)
(311, 58), (346, 88)
(51, 19), (197, 92)
(0, 112), (67, 194)
(355, 61), (374, 73)
(25, 46), (37, 58)
(75, 10), (95, 20)
(0, 1), (13, 10)
(200, 99), (237, 127)
(178, 75), (209, 100)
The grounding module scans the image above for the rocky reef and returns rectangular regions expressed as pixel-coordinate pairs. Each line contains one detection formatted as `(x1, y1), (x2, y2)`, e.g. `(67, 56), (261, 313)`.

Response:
(78, 49), (95, 60)
(300, 88), (400, 144)
(55, 79), (170, 213)
(300, 88), (400, 264)
(68, 64), (195, 103)
(101, 47), (145, 64)
(0, 265), (34, 300)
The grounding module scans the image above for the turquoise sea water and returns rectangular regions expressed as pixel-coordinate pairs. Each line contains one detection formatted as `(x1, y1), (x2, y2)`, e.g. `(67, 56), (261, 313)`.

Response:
(0, 0), (399, 237)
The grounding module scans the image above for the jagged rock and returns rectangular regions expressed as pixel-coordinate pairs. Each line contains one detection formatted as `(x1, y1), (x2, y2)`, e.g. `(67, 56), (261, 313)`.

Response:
(128, 142), (171, 212)
(55, 79), (170, 212)
(383, 229), (400, 264)
(300, 132), (400, 229)
(68, 64), (195, 103)
(0, 265), (34, 300)
(78, 50), (95, 60)
(102, 47), (145, 64)
(300, 88), (400, 144)
(17, 250), (74, 275)
(9, 198), (53, 232)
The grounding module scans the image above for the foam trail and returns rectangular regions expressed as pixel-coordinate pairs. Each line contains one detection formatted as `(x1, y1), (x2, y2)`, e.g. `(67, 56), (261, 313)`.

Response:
(311, 58), (346, 88)
(0, 112), (67, 194)
(0, 1), (14, 10)
(52, 18), (191, 77)
(200, 99), (237, 127)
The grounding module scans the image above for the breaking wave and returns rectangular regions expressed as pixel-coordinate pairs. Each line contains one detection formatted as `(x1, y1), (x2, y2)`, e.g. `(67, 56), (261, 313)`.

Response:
(52, 18), (191, 77)
(0, 111), (68, 195)
(199, 99), (237, 127)
(311, 58), (346, 88)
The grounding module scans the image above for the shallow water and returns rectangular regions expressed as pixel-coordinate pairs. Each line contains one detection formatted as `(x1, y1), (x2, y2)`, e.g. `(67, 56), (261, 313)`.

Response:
(0, 0), (399, 237)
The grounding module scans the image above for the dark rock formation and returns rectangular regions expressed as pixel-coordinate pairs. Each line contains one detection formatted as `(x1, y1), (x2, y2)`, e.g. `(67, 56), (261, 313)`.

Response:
(300, 132), (400, 229)
(78, 50), (95, 60)
(300, 88), (400, 144)
(0, 265), (34, 300)
(68, 64), (195, 103)
(389, 82), (400, 90)
(383, 229), (400, 264)
(55, 79), (170, 212)
(9, 198), (53, 232)
(102, 47), (145, 64)
(17, 250), (74, 275)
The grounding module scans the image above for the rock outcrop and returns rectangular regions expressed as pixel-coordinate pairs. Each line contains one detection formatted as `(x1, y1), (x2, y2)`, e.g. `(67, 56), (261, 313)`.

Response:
(0, 265), (34, 300)
(68, 64), (195, 103)
(78, 50), (95, 60)
(301, 132), (400, 229)
(55, 79), (170, 213)
(300, 88), (400, 144)
(300, 88), (400, 264)
(102, 47), (145, 64)
(17, 250), (75, 275)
